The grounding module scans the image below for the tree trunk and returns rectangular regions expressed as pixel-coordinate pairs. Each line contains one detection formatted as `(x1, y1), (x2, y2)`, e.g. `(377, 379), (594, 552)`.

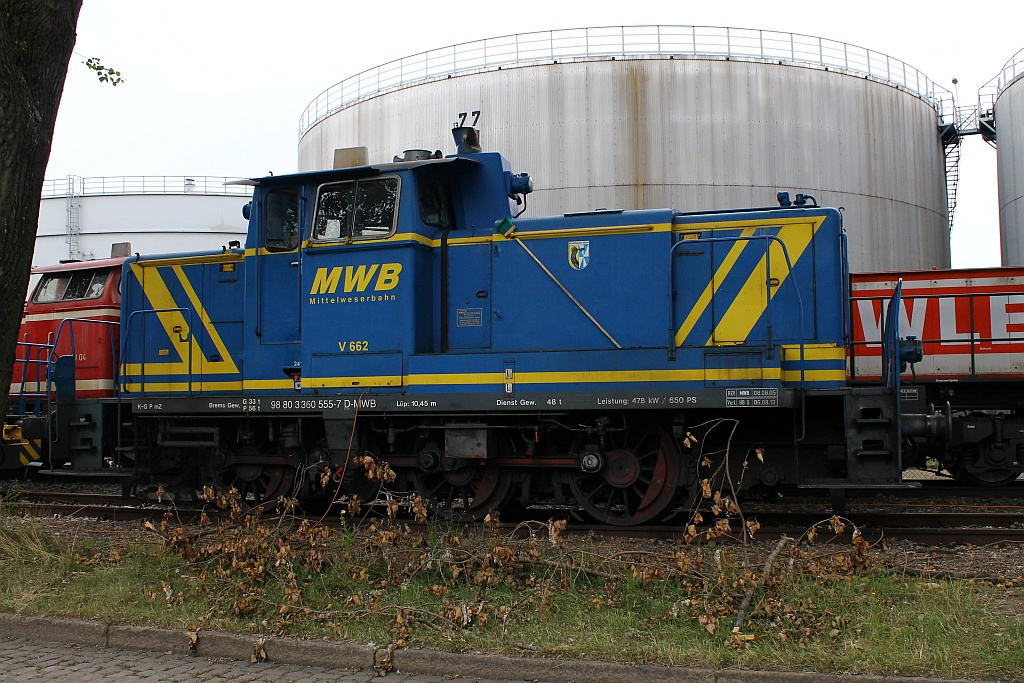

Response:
(0, 0), (82, 420)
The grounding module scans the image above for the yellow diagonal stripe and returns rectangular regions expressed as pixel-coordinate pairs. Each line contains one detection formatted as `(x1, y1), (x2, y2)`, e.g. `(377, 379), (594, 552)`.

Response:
(674, 227), (757, 346)
(19, 439), (42, 466)
(123, 263), (239, 376)
(710, 221), (818, 344)
(673, 216), (827, 347)
(123, 262), (191, 375)
(172, 266), (239, 374)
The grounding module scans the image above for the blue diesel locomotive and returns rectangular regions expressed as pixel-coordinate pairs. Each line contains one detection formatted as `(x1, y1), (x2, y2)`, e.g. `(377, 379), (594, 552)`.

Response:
(6, 126), (936, 524)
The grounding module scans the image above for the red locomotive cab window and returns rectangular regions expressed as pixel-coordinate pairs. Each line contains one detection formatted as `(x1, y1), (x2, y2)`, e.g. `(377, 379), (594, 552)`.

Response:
(64, 271), (96, 299)
(34, 274), (70, 302)
(33, 269), (112, 304)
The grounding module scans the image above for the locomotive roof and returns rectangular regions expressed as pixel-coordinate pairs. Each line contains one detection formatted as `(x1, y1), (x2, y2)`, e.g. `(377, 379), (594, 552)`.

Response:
(243, 155), (482, 187)
(30, 256), (129, 275)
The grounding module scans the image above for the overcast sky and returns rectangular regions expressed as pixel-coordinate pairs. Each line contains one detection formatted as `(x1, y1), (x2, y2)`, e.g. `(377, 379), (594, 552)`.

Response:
(46, 0), (1021, 268)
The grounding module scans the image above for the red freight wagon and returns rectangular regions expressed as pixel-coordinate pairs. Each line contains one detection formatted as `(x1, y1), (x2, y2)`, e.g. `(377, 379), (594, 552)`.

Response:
(850, 267), (1024, 381)
(850, 267), (1024, 486)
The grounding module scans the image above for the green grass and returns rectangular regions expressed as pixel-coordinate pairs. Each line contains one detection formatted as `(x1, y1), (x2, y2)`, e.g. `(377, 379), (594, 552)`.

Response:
(0, 513), (1021, 681)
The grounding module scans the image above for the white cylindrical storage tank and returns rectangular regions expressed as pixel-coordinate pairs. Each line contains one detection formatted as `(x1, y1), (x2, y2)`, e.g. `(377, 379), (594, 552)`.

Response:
(36, 176), (251, 267)
(298, 26), (952, 272)
(995, 49), (1024, 266)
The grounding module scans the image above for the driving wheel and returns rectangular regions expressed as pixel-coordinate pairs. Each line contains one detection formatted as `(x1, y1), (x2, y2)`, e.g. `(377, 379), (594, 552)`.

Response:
(205, 446), (296, 506)
(569, 420), (681, 526)
(411, 464), (513, 522)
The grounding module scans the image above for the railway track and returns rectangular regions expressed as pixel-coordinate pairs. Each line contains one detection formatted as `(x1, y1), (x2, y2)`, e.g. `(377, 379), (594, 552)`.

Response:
(2, 491), (206, 523)
(6, 487), (1024, 544)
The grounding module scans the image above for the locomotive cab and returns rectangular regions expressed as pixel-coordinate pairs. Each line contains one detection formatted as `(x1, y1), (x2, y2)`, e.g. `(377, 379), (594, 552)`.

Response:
(242, 144), (524, 393)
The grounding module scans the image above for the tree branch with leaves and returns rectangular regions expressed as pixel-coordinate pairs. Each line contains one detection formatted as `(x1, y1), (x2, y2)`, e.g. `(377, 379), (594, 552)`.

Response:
(83, 55), (123, 85)
(0, 0), (83, 420)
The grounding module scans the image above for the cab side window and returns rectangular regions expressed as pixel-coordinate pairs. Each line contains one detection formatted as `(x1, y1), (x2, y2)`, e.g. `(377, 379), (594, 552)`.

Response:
(353, 177), (399, 238)
(265, 189), (300, 252)
(418, 176), (452, 229)
(313, 182), (355, 240)
(313, 177), (399, 241)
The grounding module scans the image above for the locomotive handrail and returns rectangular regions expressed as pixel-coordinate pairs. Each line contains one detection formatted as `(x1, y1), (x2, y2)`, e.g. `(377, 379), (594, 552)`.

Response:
(46, 318), (121, 457)
(879, 280), (905, 472)
(47, 318), (121, 375)
(9, 341), (54, 417)
(504, 230), (621, 348)
(840, 229), (850, 349)
(298, 25), (953, 139)
(121, 308), (195, 397)
(667, 234), (805, 384)
(881, 281), (903, 390)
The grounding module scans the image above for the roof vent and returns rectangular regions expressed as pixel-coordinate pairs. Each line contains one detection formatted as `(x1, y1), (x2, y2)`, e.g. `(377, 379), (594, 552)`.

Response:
(110, 242), (132, 258)
(393, 149), (442, 162)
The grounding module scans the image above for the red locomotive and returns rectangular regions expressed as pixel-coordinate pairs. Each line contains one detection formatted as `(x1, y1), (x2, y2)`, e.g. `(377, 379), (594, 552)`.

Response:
(6, 257), (125, 468)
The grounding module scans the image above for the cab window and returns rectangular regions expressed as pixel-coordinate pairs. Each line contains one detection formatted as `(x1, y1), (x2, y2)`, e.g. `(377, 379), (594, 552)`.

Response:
(34, 274), (69, 302)
(313, 177), (399, 241)
(418, 176), (452, 229)
(313, 183), (355, 240)
(265, 188), (300, 252)
(33, 270), (109, 303)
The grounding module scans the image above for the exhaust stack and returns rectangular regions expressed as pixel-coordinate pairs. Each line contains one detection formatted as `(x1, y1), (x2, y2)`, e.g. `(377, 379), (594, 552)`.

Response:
(452, 126), (482, 154)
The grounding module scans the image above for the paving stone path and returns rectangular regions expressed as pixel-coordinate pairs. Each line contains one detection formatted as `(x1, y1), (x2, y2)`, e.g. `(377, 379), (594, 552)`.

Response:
(0, 638), (515, 683)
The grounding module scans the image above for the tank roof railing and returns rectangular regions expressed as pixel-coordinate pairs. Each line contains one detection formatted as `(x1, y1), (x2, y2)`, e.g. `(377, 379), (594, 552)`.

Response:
(41, 175), (253, 199)
(298, 25), (953, 139)
(992, 47), (1024, 94)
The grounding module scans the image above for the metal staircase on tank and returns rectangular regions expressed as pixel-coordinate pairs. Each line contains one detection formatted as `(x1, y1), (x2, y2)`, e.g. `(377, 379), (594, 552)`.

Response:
(64, 175), (83, 261)
(937, 88), (997, 232)
(942, 135), (961, 230)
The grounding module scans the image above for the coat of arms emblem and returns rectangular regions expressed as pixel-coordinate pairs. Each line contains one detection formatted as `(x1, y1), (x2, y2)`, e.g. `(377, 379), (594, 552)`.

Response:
(568, 240), (590, 270)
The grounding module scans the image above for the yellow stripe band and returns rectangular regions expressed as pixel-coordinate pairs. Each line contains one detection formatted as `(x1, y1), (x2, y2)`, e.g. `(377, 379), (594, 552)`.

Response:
(123, 381), (245, 393)
(136, 253), (243, 268)
(127, 367), (791, 394)
(254, 223), (675, 256)
(779, 344), (846, 384)
(781, 369), (846, 382)
(780, 344), (846, 362)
